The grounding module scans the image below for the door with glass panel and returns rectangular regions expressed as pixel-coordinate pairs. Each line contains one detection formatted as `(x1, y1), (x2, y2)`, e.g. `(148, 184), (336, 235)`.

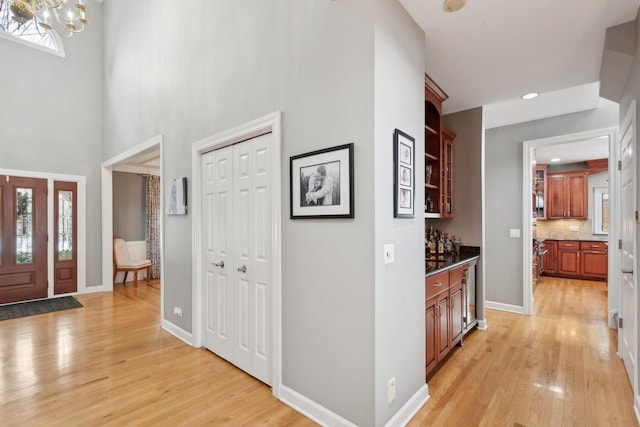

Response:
(0, 176), (48, 304)
(54, 181), (77, 295)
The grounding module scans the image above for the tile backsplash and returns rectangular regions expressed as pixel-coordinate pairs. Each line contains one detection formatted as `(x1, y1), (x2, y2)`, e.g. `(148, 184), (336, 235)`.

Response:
(536, 219), (608, 241)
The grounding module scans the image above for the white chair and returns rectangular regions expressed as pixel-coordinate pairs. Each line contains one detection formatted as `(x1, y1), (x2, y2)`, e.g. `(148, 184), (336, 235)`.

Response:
(113, 237), (151, 286)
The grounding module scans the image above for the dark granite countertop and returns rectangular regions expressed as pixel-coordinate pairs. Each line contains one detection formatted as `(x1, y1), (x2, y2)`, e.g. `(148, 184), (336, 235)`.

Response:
(425, 246), (480, 277)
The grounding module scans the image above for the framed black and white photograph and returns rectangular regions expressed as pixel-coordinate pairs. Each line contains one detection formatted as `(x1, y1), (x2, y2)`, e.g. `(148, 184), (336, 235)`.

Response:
(394, 129), (415, 218)
(167, 177), (188, 215)
(290, 143), (354, 219)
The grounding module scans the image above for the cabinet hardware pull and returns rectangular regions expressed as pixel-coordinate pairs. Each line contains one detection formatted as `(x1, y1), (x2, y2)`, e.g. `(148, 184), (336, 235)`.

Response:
(212, 261), (225, 268)
(433, 282), (442, 287)
(622, 269), (634, 274)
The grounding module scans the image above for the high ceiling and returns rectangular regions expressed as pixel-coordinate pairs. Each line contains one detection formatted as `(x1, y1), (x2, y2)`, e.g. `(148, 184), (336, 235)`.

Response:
(399, 0), (640, 118)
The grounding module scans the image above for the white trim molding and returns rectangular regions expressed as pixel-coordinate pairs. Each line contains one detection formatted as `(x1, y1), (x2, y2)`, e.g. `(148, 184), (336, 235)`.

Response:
(280, 385), (359, 427)
(485, 301), (525, 315)
(383, 384), (430, 427)
(161, 319), (194, 346)
(521, 127), (618, 317)
(191, 111), (283, 398)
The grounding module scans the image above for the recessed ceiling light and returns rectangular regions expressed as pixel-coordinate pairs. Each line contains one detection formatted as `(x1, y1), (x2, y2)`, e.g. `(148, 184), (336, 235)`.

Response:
(443, 0), (466, 12)
(550, 158), (561, 162)
(521, 92), (539, 100)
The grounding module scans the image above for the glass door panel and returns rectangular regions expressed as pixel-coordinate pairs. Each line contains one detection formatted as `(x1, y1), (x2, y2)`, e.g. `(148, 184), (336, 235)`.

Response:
(15, 188), (33, 264)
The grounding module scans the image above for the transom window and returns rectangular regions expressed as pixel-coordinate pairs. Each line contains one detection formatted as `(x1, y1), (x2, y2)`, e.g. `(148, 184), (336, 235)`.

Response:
(0, 17), (65, 57)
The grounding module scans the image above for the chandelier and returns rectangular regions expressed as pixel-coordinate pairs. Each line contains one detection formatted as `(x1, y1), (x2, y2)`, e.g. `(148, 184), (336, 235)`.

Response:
(0, 0), (88, 38)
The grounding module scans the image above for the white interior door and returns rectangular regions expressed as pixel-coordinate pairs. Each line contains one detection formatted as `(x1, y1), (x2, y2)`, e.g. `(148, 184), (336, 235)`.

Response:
(619, 103), (636, 388)
(203, 146), (234, 361)
(202, 133), (273, 386)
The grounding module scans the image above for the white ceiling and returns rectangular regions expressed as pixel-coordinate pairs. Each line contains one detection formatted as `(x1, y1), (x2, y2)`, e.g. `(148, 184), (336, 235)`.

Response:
(535, 136), (609, 165)
(399, 0), (640, 120)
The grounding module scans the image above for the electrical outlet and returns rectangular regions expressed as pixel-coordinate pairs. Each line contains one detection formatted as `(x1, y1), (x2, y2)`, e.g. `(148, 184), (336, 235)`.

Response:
(173, 306), (182, 317)
(387, 377), (396, 402)
(509, 229), (520, 238)
(569, 225), (580, 232)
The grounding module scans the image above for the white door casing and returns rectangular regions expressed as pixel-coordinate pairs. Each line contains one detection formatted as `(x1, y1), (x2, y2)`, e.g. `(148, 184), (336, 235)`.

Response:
(202, 134), (273, 386)
(619, 100), (636, 391)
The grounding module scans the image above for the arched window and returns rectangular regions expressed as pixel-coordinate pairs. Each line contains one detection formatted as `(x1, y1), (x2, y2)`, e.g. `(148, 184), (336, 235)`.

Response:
(0, 19), (65, 57)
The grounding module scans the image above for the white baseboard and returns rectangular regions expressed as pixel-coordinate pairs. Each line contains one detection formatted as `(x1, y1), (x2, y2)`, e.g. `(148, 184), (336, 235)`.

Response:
(280, 385), (358, 427)
(161, 319), (194, 346)
(384, 384), (430, 427)
(485, 301), (525, 315)
(477, 319), (488, 330)
(81, 285), (105, 294)
(634, 394), (640, 425)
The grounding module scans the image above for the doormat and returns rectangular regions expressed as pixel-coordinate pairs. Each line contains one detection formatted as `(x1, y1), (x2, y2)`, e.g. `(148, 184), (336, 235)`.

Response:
(0, 296), (83, 321)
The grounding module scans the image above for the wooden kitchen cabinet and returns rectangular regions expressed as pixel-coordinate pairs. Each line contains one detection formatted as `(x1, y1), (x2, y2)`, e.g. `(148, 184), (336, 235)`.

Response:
(580, 241), (608, 280)
(543, 240), (607, 281)
(425, 262), (475, 377)
(543, 240), (558, 275)
(547, 172), (588, 219)
(424, 73), (454, 219)
(558, 241), (580, 275)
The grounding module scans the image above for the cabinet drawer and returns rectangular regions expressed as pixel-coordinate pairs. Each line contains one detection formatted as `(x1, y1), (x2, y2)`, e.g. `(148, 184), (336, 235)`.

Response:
(558, 241), (579, 250)
(450, 266), (465, 286)
(580, 241), (607, 252)
(426, 271), (449, 300)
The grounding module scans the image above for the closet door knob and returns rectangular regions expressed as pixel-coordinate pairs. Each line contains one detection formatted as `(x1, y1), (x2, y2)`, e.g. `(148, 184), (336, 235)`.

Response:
(212, 261), (225, 268)
(237, 265), (247, 273)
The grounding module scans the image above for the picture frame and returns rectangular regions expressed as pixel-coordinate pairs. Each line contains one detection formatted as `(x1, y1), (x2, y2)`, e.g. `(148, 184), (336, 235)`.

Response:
(167, 177), (188, 215)
(290, 143), (354, 219)
(394, 129), (415, 218)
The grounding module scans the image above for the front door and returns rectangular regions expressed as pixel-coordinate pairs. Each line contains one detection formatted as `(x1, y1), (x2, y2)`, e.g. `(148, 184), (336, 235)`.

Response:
(0, 175), (48, 304)
(620, 103), (636, 387)
(202, 133), (273, 386)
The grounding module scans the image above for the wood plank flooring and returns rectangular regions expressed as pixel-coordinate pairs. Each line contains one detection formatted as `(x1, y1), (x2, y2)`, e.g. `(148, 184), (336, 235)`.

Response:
(409, 276), (638, 427)
(0, 277), (636, 426)
(0, 281), (314, 426)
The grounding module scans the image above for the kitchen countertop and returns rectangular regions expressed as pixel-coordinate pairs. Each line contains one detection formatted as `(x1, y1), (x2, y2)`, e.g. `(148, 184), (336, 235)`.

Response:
(425, 246), (480, 277)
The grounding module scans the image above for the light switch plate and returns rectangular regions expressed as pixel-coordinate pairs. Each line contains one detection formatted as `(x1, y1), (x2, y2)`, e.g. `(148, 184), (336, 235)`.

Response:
(384, 244), (395, 264)
(509, 229), (521, 238)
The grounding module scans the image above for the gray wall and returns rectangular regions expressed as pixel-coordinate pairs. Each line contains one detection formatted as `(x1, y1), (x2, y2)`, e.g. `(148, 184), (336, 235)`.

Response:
(102, 1), (424, 425)
(113, 172), (145, 241)
(430, 107), (484, 320)
(485, 101), (618, 307)
(373, 0), (426, 424)
(0, 4), (103, 287)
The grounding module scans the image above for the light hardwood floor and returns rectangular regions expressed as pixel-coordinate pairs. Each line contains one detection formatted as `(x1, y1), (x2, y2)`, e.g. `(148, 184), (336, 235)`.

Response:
(409, 276), (638, 427)
(1, 277), (636, 426)
(0, 281), (314, 426)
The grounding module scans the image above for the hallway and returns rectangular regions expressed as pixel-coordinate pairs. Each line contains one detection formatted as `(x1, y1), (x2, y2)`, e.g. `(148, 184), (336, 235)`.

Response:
(410, 276), (637, 426)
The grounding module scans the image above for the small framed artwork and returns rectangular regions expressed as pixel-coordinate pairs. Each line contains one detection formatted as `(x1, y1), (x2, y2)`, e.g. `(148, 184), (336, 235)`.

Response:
(394, 129), (415, 218)
(290, 143), (354, 219)
(167, 177), (188, 215)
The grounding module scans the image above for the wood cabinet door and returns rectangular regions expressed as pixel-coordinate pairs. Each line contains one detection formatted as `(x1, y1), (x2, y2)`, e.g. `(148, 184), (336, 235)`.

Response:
(581, 251), (607, 279)
(543, 240), (558, 274)
(546, 175), (565, 219)
(558, 250), (580, 275)
(450, 284), (464, 346)
(566, 173), (587, 218)
(437, 293), (450, 359)
(425, 298), (438, 374)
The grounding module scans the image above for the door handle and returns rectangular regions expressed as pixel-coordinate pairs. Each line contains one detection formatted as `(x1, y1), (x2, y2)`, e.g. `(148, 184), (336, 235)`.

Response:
(622, 269), (633, 274)
(237, 265), (247, 273)
(212, 261), (225, 268)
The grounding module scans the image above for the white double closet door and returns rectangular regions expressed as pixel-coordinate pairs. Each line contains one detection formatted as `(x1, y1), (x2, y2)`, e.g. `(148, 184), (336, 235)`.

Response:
(202, 133), (273, 386)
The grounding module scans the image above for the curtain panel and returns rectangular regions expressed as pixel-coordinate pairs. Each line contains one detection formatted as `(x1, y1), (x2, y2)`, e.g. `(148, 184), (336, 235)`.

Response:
(145, 175), (161, 279)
